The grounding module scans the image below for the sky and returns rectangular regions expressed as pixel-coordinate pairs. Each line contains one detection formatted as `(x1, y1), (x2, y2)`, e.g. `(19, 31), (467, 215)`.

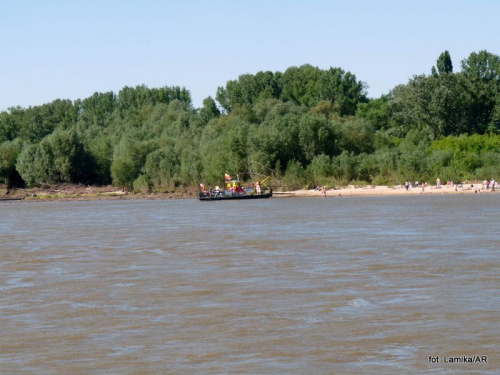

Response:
(1, 0), (498, 111)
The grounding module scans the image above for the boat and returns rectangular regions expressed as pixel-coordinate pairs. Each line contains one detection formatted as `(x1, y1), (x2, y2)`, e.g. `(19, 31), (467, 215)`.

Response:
(198, 175), (272, 201)
(198, 191), (272, 201)
(0, 197), (24, 201)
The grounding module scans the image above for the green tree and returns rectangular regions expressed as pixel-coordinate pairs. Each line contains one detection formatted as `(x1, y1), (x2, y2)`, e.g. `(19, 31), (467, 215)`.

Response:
(298, 114), (337, 162)
(356, 96), (392, 130)
(199, 116), (251, 183)
(46, 129), (90, 182)
(18, 100), (78, 143)
(85, 133), (113, 185)
(306, 154), (332, 186)
(199, 96), (221, 124)
(16, 143), (51, 187)
(216, 65), (366, 115)
(110, 158), (137, 189)
(280, 65), (322, 107)
(336, 118), (375, 154)
(389, 73), (474, 137)
(110, 136), (156, 188)
(0, 140), (22, 186)
(79, 91), (116, 128)
(332, 151), (358, 183)
(436, 50), (453, 74)
(319, 68), (368, 116)
(282, 160), (306, 189)
(143, 146), (180, 191)
(16, 129), (90, 186)
(215, 71), (281, 113)
(460, 50), (500, 132)
(248, 112), (302, 173)
(0, 109), (23, 142)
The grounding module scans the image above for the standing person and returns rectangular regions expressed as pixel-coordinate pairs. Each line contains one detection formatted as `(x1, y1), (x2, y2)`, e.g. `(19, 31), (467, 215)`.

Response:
(436, 178), (441, 188)
(420, 182), (427, 194)
(255, 182), (261, 195)
(321, 186), (327, 197)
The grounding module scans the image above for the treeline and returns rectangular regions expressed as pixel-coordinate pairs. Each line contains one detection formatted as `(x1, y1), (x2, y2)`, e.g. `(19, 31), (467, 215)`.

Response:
(1, 50), (500, 191)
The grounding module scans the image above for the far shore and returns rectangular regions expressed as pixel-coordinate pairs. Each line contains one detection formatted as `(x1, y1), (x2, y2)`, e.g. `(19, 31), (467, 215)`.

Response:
(1, 182), (497, 202)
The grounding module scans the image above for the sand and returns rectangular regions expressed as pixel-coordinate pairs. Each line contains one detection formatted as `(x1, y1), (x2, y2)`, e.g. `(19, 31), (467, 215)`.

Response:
(273, 184), (497, 198)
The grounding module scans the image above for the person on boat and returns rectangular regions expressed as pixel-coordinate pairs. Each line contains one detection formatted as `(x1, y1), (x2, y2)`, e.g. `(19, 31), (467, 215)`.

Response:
(199, 183), (207, 197)
(234, 185), (245, 194)
(255, 182), (261, 195)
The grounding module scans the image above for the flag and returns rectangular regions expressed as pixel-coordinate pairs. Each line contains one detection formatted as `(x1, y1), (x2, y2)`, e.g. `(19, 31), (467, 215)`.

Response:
(224, 173), (231, 181)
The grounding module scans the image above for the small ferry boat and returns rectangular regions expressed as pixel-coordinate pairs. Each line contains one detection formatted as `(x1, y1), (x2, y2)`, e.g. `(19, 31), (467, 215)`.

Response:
(0, 197), (24, 201)
(198, 175), (272, 201)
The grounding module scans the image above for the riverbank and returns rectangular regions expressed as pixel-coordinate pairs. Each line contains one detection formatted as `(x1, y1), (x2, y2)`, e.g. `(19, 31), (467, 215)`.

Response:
(1, 183), (497, 202)
(0, 183), (193, 201)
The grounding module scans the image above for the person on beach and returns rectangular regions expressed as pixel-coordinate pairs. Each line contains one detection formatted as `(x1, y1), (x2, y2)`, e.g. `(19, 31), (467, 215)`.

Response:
(321, 186), (326, 197)
(420, 182), (427, 194)
(436, 178), (441, 188)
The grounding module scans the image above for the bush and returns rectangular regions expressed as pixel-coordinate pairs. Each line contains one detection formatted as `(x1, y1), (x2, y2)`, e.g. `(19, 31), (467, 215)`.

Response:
(306, 154), (332, 185)
(282, 160), (306, 189)
(133, 174), (150, 193)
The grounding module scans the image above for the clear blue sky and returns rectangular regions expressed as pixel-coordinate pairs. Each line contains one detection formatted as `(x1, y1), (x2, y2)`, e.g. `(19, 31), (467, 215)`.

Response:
(1, 0), (498, 111)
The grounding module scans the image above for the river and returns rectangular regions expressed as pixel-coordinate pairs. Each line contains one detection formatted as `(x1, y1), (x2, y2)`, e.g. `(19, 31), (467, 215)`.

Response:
(1, 195), (499, 374)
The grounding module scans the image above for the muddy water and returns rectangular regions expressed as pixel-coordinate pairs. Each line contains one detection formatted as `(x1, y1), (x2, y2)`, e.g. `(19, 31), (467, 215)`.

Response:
(1, 195), (499, 374)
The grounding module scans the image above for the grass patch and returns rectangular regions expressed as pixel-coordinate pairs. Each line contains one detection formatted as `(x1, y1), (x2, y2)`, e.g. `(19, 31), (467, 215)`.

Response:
(25, 192), (125, 200)
(96, 192), (122, 196)
(26, 194), (74, 200)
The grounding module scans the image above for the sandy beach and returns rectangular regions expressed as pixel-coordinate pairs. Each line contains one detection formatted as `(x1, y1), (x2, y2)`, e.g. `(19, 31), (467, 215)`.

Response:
(274, 184), (498, 198)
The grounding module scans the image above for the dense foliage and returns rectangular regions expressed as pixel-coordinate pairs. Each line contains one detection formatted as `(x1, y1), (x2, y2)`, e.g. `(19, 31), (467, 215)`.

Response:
(1, 52), (500, 191)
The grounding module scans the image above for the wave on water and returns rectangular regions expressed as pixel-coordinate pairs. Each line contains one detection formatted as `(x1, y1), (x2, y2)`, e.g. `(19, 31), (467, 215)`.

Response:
(147, 248), (169, 255)
(1, 277), (35, 291)
(349, 298), (371, 308)
(334, 298), (374, 316)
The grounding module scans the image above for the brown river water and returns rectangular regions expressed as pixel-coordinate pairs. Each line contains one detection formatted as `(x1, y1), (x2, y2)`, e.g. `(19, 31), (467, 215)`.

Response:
(1, 195), (499, 374)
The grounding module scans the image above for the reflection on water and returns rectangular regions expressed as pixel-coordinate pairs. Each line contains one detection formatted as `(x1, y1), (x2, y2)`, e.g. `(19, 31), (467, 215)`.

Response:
(1, 195), (499, 374)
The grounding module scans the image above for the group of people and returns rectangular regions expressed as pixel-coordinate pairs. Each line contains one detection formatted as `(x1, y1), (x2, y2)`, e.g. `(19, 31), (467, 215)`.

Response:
(401, 177), (499, 193)
(198, 185), (223, 198)
(313, 185), (327, 197)
(199, 181), (266, 197)
(482, 179), (497, 190)
(448, 178), (497, 192)
(404, 180), (428, 191)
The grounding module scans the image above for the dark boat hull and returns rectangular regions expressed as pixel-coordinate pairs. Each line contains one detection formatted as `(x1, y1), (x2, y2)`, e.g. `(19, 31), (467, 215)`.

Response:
(199, 192), (272, 201)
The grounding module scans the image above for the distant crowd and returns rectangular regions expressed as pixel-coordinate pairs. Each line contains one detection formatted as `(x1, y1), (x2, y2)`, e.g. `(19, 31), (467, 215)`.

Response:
(402, 178), (497, 193)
